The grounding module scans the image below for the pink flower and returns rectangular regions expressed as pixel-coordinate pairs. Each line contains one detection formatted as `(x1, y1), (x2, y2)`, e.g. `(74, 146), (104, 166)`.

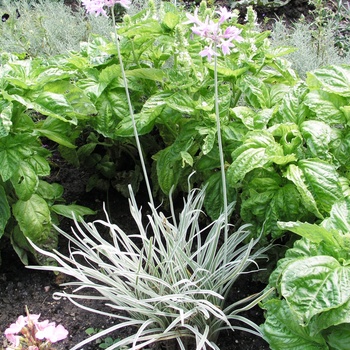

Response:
(199, 46), (218, 62)
(81, 0), (130, 16)
(220, 39), (235, 55)
(185, 6), (243, 61)
(223, 26), (243, 41)
(4, 314), (40, 340)
(184, 7), (201, 25)
(216, 7), (233, 24)
(35, 322), (68, 343)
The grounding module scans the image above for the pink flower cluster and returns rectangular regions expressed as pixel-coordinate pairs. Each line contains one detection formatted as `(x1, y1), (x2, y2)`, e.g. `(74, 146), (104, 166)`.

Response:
(81, 0), (131, 16)
(4, 313), (68, 350)
(185, 7), (243, 61)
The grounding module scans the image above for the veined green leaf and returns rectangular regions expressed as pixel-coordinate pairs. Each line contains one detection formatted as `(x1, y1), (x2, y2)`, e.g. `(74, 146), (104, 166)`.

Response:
(26, 155), (51, 177)
(116, 92), (170, 137)
(261, 299), (328, 350)
(281, 256), (350, 325)
(240, 75), (271, 109)
(269, 123), (302, 155)
(322, 198), (350, 234)
(227, 147), (270, 185)
(277, 221), (340, 247)
(285, 164), (323, 218)
(161, 11), (179, 30)
(36, 181), (64, 202)
(276, 83), (308, 124)
(51, 204), (96, 220)
(12, 194), (51, 243)
(36, 129), (76, 148)
(307, 65), (350, 97)
(203, 172), (236, 220)
(125, 68), (165, 82)
(10, 162), (39, 201)
(300, 120), (335, 160)
(303, 90), (347, 124)
(155, 146), (183, 194)
(227, 132), (279, 185)
(299, 159), (344, 214)
(0, 185), (10, 238)
(0, 136), (32, 182)
(324, 324), (350, 350)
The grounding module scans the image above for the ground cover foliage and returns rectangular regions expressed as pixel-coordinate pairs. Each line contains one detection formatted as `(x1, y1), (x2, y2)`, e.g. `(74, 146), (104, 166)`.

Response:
(1, 0), (350, 349)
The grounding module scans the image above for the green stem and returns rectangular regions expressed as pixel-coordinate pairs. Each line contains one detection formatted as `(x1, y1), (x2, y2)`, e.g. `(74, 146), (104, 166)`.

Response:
(111, 9), (154, 207)
(214, 52), (228, 282)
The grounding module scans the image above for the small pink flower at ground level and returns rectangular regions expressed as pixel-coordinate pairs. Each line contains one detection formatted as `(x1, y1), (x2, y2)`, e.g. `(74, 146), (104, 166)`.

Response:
(4, 314), (40, 341)
(4, 312), (68, 349)
(81, 0), (130, 16)
(35, 323), (69, 343)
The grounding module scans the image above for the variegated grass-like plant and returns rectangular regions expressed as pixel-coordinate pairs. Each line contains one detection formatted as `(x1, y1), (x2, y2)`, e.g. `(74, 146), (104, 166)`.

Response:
(29, 184), (271, 350)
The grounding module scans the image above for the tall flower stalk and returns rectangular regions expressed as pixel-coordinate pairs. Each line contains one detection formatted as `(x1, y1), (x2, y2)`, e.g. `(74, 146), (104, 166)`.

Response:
(185, 4), (243, 287)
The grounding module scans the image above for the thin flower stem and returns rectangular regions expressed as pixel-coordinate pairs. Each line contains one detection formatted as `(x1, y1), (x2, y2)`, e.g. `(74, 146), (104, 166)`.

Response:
(213, 50), (228, 281)
(111, 9), (154, 207)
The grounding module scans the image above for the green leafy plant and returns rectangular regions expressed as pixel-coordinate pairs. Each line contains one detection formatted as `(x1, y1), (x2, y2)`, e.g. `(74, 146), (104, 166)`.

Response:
(261, 197), (350, 349)
(0, 54), (96, 265)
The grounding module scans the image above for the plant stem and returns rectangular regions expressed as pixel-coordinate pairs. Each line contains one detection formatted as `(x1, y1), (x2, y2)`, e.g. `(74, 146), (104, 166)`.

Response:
(111, 8), (154, 207)
(214, 52), (228, 280)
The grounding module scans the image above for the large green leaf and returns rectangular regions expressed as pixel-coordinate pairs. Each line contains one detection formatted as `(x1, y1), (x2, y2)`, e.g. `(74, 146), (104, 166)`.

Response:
(12, 194), (51, 243)
(261, 299), (328, 350)
(227, 132), (281, 185)
(300, 120), (336, 160)
(10, 162), (39, 201)
(116, 92), (170, 137)
(0, 134), (38, 182)
(307, 65), (350, 97)
(285, 159), (343, 218)
(51, 204), (96, 220)
(0, 185), (10, 238)
(303, 90), (348, 125)
(281, 256), (350, 325)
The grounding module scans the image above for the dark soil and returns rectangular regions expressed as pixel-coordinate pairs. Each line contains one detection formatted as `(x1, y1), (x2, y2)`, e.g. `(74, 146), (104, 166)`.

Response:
(0, 1), (314, 349)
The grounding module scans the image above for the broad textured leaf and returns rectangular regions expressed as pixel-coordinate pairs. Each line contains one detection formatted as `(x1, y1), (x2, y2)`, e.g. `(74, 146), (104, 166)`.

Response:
(203, 172), (236, 220)
(0, 186), (10, 238)
(269, 123), (302, 155)
(300, 120), (335, 160)
(0, 135), (36, 182)
(116, 93), (170, 137)
(314, 299), (350, 334)
(37, 129), (76, 148)
(303, 90), (347, 124)
(261, 299), (328, 350)
(36, 181), (64, 202)
(10, 162), (39, 201)
(155, 146), (183, 194)
(285, 159), (343, 218)
(307, 65), (350, 97)
(323, 323), (350, 350)
(227, 132), (278, 185)
(12, 194), (51, 243)
(27, 155), (51, 177)
(126, 68), (165, 82)
(299, 159), (344, 214)
(51, 204), (96, 220)
(240, 75), (271, 109)
(322, 199), (350, 234)
(276, 83), (308, 124)
(281, 256), (350, 325)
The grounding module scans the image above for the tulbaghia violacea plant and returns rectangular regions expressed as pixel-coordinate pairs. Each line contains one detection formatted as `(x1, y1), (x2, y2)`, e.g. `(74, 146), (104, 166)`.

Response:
(28, 185), (271, 350)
